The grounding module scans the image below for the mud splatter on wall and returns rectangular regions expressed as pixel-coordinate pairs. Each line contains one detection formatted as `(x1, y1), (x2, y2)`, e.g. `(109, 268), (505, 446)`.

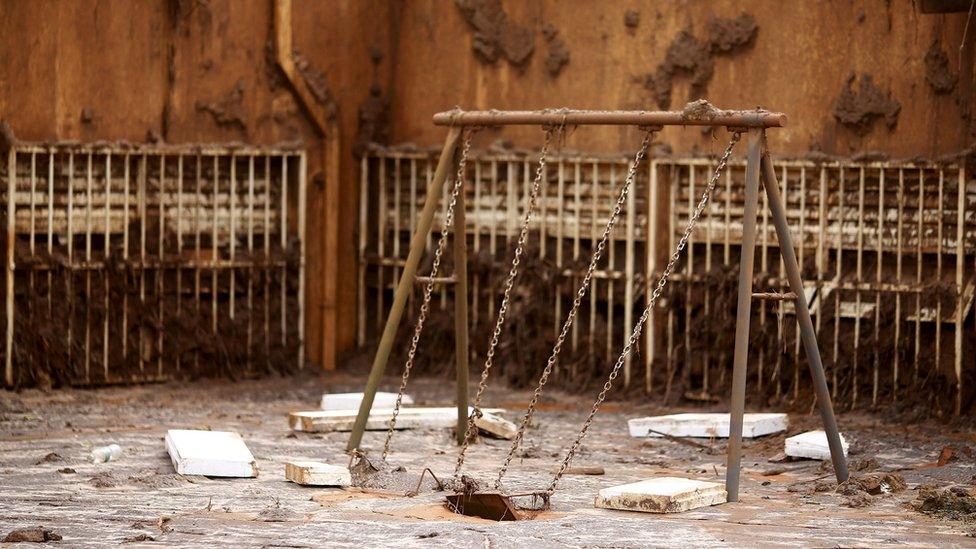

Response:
(832, 73), (902, 135)
(925, 41), (958, 94)
(455, 0), (535, 68)
(542, 24), (570, 77)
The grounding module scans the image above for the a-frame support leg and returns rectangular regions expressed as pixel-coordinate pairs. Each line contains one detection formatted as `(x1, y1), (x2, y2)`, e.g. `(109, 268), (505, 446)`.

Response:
(347, 128), (463, 452)
(726, 129), (849, 501)
(760, 143), (848, 484)
(726, 129), (762, 502)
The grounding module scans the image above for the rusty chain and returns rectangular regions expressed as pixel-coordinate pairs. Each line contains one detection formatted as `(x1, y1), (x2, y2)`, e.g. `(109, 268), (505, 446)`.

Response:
(545, 131), (742, 494)
(493, 127), (656, 488)
(381, 128), (478, 461)
(452, 125), (561, 479)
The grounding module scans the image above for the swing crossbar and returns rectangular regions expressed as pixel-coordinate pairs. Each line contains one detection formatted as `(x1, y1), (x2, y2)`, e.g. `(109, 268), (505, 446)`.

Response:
(432, 108), (787, 128)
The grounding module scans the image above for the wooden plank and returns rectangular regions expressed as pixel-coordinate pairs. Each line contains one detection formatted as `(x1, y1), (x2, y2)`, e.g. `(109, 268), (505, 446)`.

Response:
(627, 413), (788, 439)
(284, 461), (351, 486)
(289, 407), (505, 433)
(595, 477), (727, 513)
(164, 429), (257, 477)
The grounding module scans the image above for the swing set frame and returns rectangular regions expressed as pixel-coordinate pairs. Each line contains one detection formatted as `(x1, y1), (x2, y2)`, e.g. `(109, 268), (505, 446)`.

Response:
(347, 107), (849, 502)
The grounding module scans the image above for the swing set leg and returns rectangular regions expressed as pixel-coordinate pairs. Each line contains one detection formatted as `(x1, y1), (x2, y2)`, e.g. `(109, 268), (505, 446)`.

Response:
(725, 129), (849, 502)
(347, 128), (467, 452)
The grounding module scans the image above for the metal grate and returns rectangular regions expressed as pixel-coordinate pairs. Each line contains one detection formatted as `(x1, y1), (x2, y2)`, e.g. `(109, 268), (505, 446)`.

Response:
(2, 142), (307, 387)
(358, 145), (972, 412)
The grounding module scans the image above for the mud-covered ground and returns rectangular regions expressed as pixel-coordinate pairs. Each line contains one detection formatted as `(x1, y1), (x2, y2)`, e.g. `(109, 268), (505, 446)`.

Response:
(0, 371), (974, 547)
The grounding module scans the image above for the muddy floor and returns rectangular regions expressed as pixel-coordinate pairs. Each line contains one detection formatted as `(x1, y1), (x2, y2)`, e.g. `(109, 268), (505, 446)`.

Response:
(0, 371), (974, 547)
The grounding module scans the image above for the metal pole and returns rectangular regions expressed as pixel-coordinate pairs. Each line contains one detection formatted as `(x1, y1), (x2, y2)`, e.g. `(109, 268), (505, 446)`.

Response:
(347, 127), (462, 452)
(725, 129), (761, 502)
(452, 152), (470, 444)
(760, 144), (849, 483)
(432, 109), (787, 128)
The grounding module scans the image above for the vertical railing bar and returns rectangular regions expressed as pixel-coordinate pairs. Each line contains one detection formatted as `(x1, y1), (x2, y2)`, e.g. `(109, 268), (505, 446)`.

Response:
(832, 166), (844, 398)
(852, 166), (865, 408)
(685, 165), (695, 391)
(194, 155), (202, 371)
(47, 152), (54, 316)
(702, 157), (714, 394)
(589, 162), (598, 357)
(84, 152), (93, 383)
(894, 168), (904, 398)
(489, 160), (497, 315)
(229, 154), (236, 325)
(102, 153), (111, 380)
(377, 157), (386, 329)
(263, 155), (271, 371)
(280, 156), (288, 348)
(246, 154), (255, 374)
(573, 161), (582, 353)
(139, 153), (147, 373)
(793, 166), (806, 400)
(211, 155), (219, 338)
(393, 157), (402, 302)
(122, 154), (129, 364)
(4, 149), (16, 386)
(607, 163), (616, 365)
(816, 166), (827, 387)
(645, 159), (659, 394)
(556, 160), (565, 364)
(175, 154), (183, 373)
(357, 156), (368, 346)
(914, 168), (923, 385)
(935, 169), (944, 409)
(759, 161), (770, 393)
(665, 165), (676, 399)
(297, 153), (307, 370)
(157, 154), (165, 377)
(873, 167), (884, 405)
(775, 165), (787, 398)
(410, 158), (419, 321)
(472, 160), (481, 331)
(955, 166), (965, 415)
(624, 158), (636, 387)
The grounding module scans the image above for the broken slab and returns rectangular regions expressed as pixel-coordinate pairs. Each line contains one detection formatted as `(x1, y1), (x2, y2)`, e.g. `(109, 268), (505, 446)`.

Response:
(164, 429), (257, 477)
(285, 461), (351, 487)
(628, 413), (788, 439)
(473, 411), (517, 440)
(320, 391), (413, 411)
(289, 407), (506, 433)
(785, 430), (849, 461)
(595, 477), (727, 513)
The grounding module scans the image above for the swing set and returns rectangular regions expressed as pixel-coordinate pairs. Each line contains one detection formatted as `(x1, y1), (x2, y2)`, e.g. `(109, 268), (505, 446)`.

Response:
(347, 105), (849, 520)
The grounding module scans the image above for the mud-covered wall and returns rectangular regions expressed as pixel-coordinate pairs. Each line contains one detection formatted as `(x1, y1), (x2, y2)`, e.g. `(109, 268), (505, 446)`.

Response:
(391, 0), (975, 158)
(0, 0), (973, 369)
(0, 0), (397, 367)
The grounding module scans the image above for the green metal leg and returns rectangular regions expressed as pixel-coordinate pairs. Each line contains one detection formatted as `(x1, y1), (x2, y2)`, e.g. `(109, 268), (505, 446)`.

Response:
(347, 128), (462, 453)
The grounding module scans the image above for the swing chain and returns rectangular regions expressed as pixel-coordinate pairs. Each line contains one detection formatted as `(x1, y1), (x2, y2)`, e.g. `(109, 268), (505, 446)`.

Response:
(494, 127), (656, 489)
(546, 130), (743, 494)
(382, 128), (478, 461)
(453, 125), (560, 479)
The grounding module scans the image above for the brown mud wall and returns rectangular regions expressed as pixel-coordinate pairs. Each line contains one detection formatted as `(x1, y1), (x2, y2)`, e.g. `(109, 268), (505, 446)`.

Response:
(0, 0), (974, 371)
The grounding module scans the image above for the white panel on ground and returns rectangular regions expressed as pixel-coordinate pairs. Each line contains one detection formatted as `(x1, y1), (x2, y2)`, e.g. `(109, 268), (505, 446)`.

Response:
(284, 461), (352, 486)
(785, 430), (849, 461)
(473, 412), (517, 440)
(164, 429), (258, 477)
(289, 407), (505, 433)
(595, 477), (727, 513)
(627, 413), (788, 438)
(320, 392), (414, 411)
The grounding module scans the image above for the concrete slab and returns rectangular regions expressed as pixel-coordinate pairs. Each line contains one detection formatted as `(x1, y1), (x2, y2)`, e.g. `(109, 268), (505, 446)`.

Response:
(320, 391), (413, 411)
(284, 461), (351, 487)
(289, 407), (505, 433)
(473, 411), (517, 440)
(627, 412), (788, 438)
(785, 429), (849, 461)
(595, 477), (727, 513)
(164, 429), (257, 477)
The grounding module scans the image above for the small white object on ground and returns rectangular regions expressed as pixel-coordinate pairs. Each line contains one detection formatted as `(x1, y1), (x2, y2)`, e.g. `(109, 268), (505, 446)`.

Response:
(784, 429), (849, 460)
(285, 461), (351, 486)
(627, 412), (788, 439)
(473, 411), (517, 440)
(164, 429), (258, 477)
(320, 392), (413, 411)
(289, 407), (505, 433)
(90, 444), (122, 463)
(595, 477), (727, 513)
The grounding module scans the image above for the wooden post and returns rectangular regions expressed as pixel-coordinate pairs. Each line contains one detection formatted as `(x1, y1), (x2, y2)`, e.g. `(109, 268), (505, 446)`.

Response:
(347, 128), (463, 452)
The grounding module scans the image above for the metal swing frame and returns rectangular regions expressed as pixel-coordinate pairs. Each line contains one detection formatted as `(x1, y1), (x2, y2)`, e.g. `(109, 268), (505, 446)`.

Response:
(348, 107), (849, 504)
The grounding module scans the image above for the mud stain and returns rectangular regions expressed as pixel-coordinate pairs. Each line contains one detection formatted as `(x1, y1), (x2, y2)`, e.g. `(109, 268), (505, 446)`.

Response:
(831, 73), (901, 135)
(542, 24), (570, 78)
(924, 41), (957, 94)
(195, 79), (247, 135)
(455, 0), (535, 68)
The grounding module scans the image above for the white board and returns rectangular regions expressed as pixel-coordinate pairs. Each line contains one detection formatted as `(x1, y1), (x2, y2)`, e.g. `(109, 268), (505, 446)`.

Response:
(627, 412), (788, 439)
(320, 392), (413, 411)
(285, 461), (351, 486)
(785, 429), (848, 461)
(164, 429), (257, 477)
(289, 407), (505, 433)
(595, 477), (726, 513)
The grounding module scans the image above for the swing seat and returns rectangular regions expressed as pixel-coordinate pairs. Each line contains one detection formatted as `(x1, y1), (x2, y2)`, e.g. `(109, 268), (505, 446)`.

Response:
(445, 489), (550, 521)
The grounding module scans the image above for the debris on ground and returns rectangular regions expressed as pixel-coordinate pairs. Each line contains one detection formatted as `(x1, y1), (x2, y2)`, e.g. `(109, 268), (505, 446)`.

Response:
(3, 527), (62, 543)
(835, 472), (907, 507)
(595, 477), (727, 513)
(34, 452), (63, 464)
(165, 429), (258, 477)
(91, 443), (122, 463)
(628, 412), (787, 439)
(122, 533), (155, 543)
(785, 430), (849, 461)
(257, 498), (297, 522)
(285, 461), (352, 487)
(321, 391), (412, 411)
(912, 486), (976, 521)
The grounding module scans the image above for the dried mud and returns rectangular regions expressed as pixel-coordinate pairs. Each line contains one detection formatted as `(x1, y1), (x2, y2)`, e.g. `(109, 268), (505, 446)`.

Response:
(542, 24), (570, 78)
(194, 79), (247, 135)
(924, 41), (957, 95)
(455, 0), (535, 68)
(832, 73), (901, 135)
